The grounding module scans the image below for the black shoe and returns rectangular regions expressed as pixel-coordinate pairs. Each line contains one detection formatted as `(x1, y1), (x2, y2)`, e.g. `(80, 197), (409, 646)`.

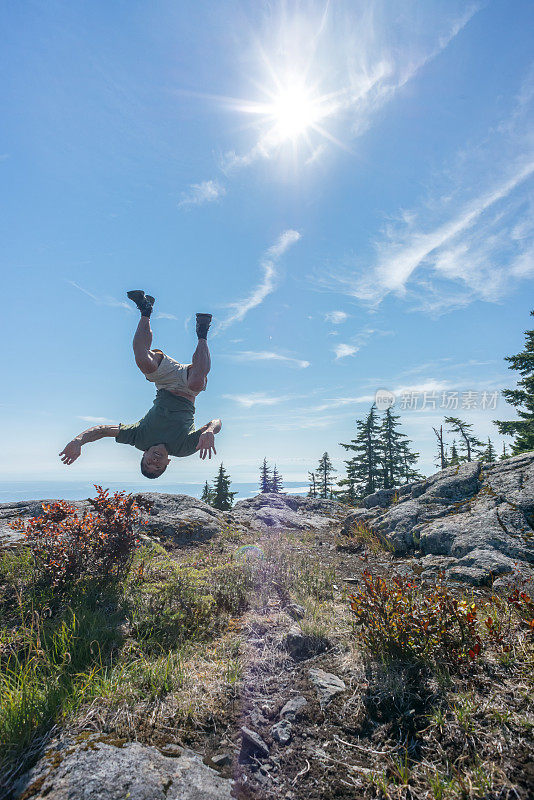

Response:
(127, 290), (155, 317)
(196, 313), (212, 339)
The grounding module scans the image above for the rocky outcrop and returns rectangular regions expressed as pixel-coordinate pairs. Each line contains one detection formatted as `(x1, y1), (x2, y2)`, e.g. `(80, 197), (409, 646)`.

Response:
(1, 492), (344, 548)
(342, 453), (534, 586)
(228, 493), (344, 531)
(13, 735), (233, 800)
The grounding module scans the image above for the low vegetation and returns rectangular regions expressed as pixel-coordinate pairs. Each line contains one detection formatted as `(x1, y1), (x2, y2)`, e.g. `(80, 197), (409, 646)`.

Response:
(1, 488), (533, 800)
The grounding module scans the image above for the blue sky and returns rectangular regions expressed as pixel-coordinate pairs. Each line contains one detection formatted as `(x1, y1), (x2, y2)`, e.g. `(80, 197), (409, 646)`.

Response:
(1, 0), (533, 490)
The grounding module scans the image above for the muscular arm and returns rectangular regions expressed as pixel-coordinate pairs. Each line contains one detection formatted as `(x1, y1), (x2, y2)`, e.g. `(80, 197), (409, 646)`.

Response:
(196, 418), (221, 460)
(59, 424), (120, 466)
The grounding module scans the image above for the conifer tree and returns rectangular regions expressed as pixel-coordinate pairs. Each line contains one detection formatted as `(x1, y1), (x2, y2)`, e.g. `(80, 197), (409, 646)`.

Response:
(433, 425), (448, 470)
(307, 471), (318, 498)
(380, 408), (410, 487)
(444, 417), (482, 462)
(449, 441), (460, 466)
(271, 466), (284, 493)
(259, 458), (272, 492)
(495, 310), (534, 454)
(212, 464), (236, 510)
(500, 442), (510, 460)
(340, 405), (381, 496)
(200, 480), (213, 505)
(399, 440), (421, 484)
(316, 452), (336, 498)
(481, 437), (497, 463)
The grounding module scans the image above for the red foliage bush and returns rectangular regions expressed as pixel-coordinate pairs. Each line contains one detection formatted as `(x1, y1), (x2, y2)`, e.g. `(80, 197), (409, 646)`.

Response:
(10, 486), (151, 591)
(349, 570), (485, 666)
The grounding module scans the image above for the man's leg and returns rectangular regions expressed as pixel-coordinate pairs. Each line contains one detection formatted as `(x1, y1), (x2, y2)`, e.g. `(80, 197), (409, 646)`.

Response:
(187, 338), (211, 392)
(132, 317), (161, 375)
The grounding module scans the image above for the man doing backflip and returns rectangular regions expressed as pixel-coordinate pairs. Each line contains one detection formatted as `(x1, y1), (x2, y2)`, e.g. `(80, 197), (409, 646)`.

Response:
(59, 291), (221, 478)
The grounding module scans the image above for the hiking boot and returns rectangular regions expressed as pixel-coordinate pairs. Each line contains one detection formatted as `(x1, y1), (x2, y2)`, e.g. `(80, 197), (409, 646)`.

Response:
(196, 313), (212, 339)
(127, 290), (155, 317)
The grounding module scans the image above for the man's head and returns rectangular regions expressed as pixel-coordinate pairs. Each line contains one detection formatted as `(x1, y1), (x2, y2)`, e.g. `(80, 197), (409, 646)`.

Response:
(141, 444), (170, 479)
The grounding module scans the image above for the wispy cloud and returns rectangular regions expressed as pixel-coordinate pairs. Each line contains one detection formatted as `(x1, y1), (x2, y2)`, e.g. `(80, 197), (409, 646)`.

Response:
(78, 415), (115, 424)
(178, 180), (226, 209)
(226, 350), (310, 369)
(333, 327), (393, 359)
(317, 71), (534, 312)
(69, 281), (131, 311)
(334, 343), (357, 359)
(220, 230), (301, 328)
(154, 312), (179, 321)
(325, 310), (349, 324)
(223, 392), (292, 408)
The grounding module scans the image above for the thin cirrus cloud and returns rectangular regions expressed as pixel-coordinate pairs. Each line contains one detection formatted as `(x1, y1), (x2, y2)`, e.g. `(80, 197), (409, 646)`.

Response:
(222, 392), (292, 408)
(68, 281), (131, 311)
(334, 343), (358, 360)
(226, 350), (310, 369)
(316, 72), (534, 313)
(220, 230), (301, 328)
(78, 415), (116, 424)
(325, 310), (349, 324)
(178, 180), (226, 209)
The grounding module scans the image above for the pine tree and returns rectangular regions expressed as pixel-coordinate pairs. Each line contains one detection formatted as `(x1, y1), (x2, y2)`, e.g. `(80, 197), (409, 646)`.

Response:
(449, 441), (460, 466)
(340, 405), (382, 496)
(212, 464), (236, 510)
(380, 408), (411, 487)
(444, 417), (483, 462)
(433, 425), (448, 470)
(271, 466), (284, 493)
(307, 471), (318, 498)
(316, 452), (336, 499)
(495, 310), (534, 454)
(481, 437), (497, 463)
(500, 442), (510, 461)
(200, 480), (213, 505)
(399, 440), (421, 484)
(259, 458), (272, 492)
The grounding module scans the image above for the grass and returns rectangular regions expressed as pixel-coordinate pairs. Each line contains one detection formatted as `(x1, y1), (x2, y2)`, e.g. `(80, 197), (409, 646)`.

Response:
(336, 519), (393, 555)
(1, 509), (533, 800)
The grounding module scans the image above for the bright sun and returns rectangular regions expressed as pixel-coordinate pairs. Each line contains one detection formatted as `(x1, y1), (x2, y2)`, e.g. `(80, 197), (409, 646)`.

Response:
(269, 82), (323, 140)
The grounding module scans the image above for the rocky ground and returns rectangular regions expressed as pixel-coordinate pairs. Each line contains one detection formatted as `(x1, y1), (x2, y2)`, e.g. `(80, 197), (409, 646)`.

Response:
(2, 454), (534, 800)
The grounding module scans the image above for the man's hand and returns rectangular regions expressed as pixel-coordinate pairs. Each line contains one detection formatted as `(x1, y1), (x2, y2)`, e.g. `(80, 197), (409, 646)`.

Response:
(196, 430), (216, 460)
(59, 439), (82, 465)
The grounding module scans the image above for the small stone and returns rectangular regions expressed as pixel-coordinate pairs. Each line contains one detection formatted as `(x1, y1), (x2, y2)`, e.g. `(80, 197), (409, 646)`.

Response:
(280, 695), (308, 719)
(284, 625), (329, 661)
(271, 720), (292, 745)
(240, 727), (270, 759)
(309, 668), (346, 707)
(211, 753), (232, 767)
(285, 603), (306, 620)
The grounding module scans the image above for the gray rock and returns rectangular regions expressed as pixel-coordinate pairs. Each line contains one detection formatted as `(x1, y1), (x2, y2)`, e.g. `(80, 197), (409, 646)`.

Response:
(240, 727), (270, 758)
(271, 720), (292, 745)
(139, 493), (226, 544)
(280, 695), (308, 719)
(283, 625), (329, 660)
(340, 454), (534, 583)
(13, 735), (233, 800)
(308, 668), (346, 706)
(230, 493), (344, 531)
(211, 753), (232, 767)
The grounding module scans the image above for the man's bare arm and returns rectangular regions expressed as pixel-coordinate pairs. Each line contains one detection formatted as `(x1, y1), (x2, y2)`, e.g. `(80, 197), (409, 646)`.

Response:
(196, 418), (221, 460)
(59, 425), (120, 466)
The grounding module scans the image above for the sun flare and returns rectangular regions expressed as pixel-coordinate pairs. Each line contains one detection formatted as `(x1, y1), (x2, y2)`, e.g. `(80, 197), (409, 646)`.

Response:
(268, 81), (324, 141)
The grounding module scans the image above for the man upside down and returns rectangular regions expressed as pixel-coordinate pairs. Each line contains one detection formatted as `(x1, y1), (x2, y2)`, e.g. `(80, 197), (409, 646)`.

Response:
(59, 291), (221, 479)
